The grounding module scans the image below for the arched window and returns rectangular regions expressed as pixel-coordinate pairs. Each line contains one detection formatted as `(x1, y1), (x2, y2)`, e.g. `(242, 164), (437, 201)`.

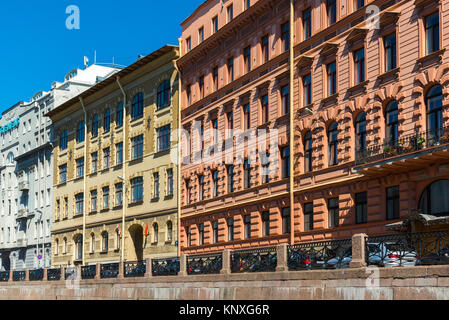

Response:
(101, 232), (108, 252)
(304, 132), (313, 172)
(385, 101), (398, 146)
(116, 229), (120, 249)
(132, 93), (144, 120)
(76, 121), (85, 143)
(355, 112), (366, 152)
(55, 239), (59, 255)
(167, 221), (173, 242)
(74, 235), (83, 260)
(426, 85), (443, 144)
(153, 223), (159, 244)
(419, 180), (449, 217)
(7, 152), (14, 164)
(116, 103), (124, 128)
(328, 122), (338, 166)
(91, 234), (95, 253)
(104, 109), (111, 133)
(60, 130), (68, 150)
(63, 237), (67, 254)
(157, 80), (171, 110)
(92, 115), (99, 138)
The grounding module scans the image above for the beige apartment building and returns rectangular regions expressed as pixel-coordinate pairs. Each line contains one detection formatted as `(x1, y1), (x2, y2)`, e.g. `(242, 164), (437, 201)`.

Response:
(46, 46), (180, 266)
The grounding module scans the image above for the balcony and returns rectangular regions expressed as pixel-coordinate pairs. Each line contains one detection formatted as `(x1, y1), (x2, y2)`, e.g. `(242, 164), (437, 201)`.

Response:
(18, 179), (30, 191)
(16, 236), (27, 248)
(16, 208), (29, 220)
(355, 126), (449, 175)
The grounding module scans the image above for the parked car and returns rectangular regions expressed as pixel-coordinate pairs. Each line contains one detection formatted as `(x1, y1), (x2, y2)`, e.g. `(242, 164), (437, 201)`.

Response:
(416, 245), (449, 266)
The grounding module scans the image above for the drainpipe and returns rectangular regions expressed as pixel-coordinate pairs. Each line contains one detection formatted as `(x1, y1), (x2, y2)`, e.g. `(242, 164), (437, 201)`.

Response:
(174, 41), (182, 257)
(116, 77), (127, 263)
(289, 0), (295, 246)
(79, 97), (87, 266)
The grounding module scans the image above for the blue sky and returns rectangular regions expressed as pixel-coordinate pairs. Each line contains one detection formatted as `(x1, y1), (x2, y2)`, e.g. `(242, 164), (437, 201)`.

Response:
(0, 0), (204, 112)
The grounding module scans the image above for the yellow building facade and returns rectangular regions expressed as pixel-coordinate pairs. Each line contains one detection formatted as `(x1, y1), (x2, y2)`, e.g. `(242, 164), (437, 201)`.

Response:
(47, 46), (180, 266)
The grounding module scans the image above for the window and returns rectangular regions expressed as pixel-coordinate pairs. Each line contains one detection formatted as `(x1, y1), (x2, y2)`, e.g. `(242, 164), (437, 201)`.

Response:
(132, 135), (144, 159)
(76, 158), (84, 178)
(426, 85), (443, 143)
(185, 180), (191, 204)
(75, 193), (84, 216)
(131, 177), (143, 203)
(328, 198), (339, 228)
(92, 115), (99, 138)
(244, 215), (251, 239)
(261, 152), (270, 184)
(211, 118), (218, 143)
(115, 183), (123, 206)
(281, 22), (290, 52)
(419, 180), (449, 216)
(245, 0), (251, 9)
(116, 229), (120, 249)
(75, 235), (83, 260)
(102, 232), (108, 252)
(355, 192), (368, 224)
(132, 93), (144, 120)
(116, 142), (123, 165)
(212, 67), (219, 92)
(186, 37), (191, 52)
(261, 94), (269, 123)
(227, 217), (234, 241)
(303, 8), (312, 40)
(199, 175), (205, 201)
(92, 152), (98, 173)
(227, 4), (233, 22)
(244, 160), (251, 189)
(354, 48), (365, 85)
(103, 187), (109, 210)
(153, 172), (160, 199)
(327, 0), (337, 25)
(243, 104), (251, 130)
(116, 103), (124, 128)
(157, 125), (171, 152)
(355, 113), (367, 153)
(198, 223), (204, 245)
(103, 147), (110, 169)
(355, 0), (364, 10)
(382, 101), (398, 148)
(153, 224), (159, 243)
(304, 203), (314, 231)
(157, 80), (171, 110)
(76, 121), (85, 143)
(213, 221), (219, 244)
(281, 85), (289, 115)
(384, 33), (397, 72)
(282, 207), (290, 234)
(304, 132), (313, 173)
(303, 73), (312, 106)
(212, 16), (218, 33)
(262, 211), (270, 237)
(186, 84), (192, 105)
(167, 169), (174, 196)
(328, 122), (338, 166)
(60, 130), (68, 151)
(425, 12), (440, 55)
(227, 57), (234, 82)
(281, 147), (290, 179)
(167, 221), (173, 242)
(327, 61), (337, 96)
(186, 226), (191, 247)
(199, 75), (205, 99)
(91, 190), (97, 212)
(227, 165), (234, 193)
(244, 46), (251, 73)
(90, 234), (95, 253)
(261, 35), (269, 63)
(212, 170), (219, 197)
(59, 164), (67, 184)
(104, 109), (111, 133)
(386, 186), (400, 220)
(199, 26), (205, 43)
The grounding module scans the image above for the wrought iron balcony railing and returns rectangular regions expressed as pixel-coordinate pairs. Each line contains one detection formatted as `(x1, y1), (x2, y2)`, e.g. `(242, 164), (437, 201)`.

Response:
(47, 268), (62, 281)
(124, 261), (146, 278)
(0, 271), (9, 282)
(152, 257), (180, 277)
(100, 263), (119, 279)
(81, 265), (97, 280)
(187, 253), (222, 275)
(288, 238), (353, 271)
(29, 269), (44, 281)
(231, 247), (277, 273)
(355, 126), (449, 165)
(13, 271), (26, 282)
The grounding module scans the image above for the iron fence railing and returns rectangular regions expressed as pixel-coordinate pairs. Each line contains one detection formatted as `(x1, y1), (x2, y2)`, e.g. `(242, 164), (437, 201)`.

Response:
(47, 268), (62, 281)
(29, 269), (44, 281)
(355, 126), (449, 165)
(187, 253), (222, 275)
(288, 239), (353, 270)
(124, 261), (146, 278)
(152, 257), (180, 276)
(100, 263), (119, 279)
(13, 271), (26, 282)
(367, 230), (449, 267)
(0, 271), (9, 282)
(64, 267), (78, 280)
(231, 247), (277, 273)
(81, 265), (97, 280)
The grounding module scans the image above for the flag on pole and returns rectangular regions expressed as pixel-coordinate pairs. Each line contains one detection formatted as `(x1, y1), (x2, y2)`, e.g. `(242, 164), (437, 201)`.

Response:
(84, 56), (89, 68)
(144, 223), (149, 237)
(116, 225), (121, 236)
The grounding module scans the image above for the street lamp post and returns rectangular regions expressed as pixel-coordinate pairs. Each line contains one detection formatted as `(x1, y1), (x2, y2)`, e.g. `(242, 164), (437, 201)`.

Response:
(35, 209), (43, 269)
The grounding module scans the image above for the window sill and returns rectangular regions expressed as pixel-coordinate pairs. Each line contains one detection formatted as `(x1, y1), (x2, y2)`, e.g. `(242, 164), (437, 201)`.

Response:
(320, 93), (339, 106)
(129, 201), (144, 207)
(155, 149), (170, 156)
(347, 80), (369, 95)
(257, 121), (271, 129)
(113, 205), (123, 210)
(417, 48), (446, 68)
(88, 211), (97, 215)
(377, 67), (400, 81)
(100, 250), (108, 255)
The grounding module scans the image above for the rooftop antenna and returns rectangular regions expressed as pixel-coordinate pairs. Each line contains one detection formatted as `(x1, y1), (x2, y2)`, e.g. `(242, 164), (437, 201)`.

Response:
(94, 50), (97, 65)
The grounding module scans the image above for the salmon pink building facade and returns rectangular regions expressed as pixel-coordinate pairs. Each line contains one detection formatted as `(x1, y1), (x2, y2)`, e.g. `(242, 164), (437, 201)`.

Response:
(178, 0), (449, 255)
